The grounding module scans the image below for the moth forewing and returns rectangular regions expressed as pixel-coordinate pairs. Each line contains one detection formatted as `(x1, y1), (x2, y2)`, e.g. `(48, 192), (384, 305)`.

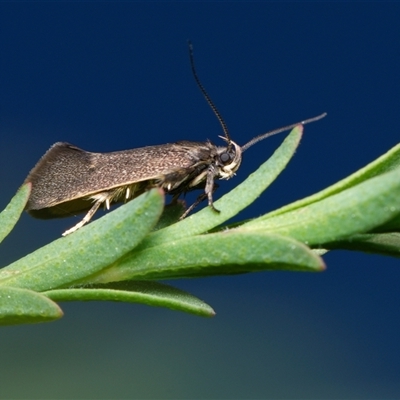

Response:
(24, 140), (223, 230)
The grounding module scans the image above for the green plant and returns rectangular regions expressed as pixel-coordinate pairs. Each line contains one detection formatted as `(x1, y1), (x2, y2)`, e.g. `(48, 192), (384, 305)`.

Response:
(0, 126), (399, 325)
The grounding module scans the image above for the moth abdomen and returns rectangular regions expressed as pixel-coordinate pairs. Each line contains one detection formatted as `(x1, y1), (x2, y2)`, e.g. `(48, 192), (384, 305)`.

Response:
(26, 178), (157, 220)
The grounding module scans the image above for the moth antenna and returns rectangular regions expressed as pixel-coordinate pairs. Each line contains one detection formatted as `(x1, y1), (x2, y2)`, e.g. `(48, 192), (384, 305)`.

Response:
(188, 41), (232, 145)
(241, 112), (327, 152)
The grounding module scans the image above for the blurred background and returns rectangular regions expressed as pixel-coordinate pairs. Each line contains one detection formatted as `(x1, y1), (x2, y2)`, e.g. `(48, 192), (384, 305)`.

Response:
(1, 3), (399, 398)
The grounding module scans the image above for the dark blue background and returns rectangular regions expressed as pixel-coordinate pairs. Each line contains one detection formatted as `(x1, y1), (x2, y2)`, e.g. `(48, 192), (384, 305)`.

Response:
(1, 3), (399, 398)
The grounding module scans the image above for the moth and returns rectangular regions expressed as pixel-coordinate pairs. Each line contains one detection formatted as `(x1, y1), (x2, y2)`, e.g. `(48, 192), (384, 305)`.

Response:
(24, 44), (326, 236)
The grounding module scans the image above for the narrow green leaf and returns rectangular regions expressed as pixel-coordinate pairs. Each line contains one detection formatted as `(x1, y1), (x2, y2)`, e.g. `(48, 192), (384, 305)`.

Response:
(241, 168), (400, 246)
(0, 184), (31, 244)
(44, 281), (215, 317)
(0, 189), (164, 291)
(0, 286), (63, 326)
(325, 233), (400, 258)
(137, 126), (303, 250)
(264, 142), (400, 219)
(87, 231), (324, 283)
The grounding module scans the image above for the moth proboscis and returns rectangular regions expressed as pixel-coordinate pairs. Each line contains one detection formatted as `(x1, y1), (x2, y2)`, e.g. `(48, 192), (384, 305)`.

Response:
(24, 43), (326, 236)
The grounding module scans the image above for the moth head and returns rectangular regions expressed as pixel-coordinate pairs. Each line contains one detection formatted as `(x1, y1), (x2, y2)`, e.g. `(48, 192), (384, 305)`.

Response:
(216, 140), (242, 179)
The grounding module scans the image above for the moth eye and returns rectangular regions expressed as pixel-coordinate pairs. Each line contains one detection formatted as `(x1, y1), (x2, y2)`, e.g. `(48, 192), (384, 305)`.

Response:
(219, 152), (231, 164)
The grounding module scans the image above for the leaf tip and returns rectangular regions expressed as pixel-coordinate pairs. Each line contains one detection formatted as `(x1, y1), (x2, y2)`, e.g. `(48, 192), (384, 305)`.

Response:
(317, 259), (327, 271)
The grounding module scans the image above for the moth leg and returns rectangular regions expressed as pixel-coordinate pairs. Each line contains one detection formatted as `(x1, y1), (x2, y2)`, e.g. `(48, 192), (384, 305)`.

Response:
(62, 197), (104, 236)
(179, 192), (207, 220)
(179, 174), (219, 220)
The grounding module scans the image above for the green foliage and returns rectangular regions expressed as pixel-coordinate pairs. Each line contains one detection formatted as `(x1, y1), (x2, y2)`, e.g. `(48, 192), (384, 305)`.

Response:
(0, 126), (399, 325)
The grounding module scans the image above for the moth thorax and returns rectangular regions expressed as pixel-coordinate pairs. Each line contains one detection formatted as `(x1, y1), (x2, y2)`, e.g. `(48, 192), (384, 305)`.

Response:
(217, 141), (242, 180)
